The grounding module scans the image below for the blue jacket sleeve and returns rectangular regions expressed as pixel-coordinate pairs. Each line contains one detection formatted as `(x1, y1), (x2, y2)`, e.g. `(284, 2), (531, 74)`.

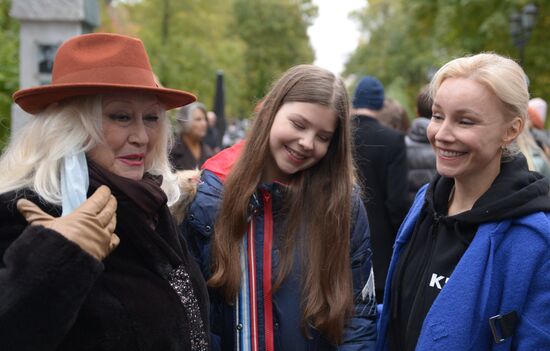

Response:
(515, 252), (550, 349)
(179, 172), (223, 280)
(340, 195), (377, 350)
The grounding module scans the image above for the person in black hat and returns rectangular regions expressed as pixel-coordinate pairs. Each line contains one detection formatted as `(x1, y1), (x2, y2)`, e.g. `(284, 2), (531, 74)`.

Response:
(352, 76), (409, 304)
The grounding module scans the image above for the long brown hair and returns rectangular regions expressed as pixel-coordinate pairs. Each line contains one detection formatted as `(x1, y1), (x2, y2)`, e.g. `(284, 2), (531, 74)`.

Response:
(208, 64), (355, 344)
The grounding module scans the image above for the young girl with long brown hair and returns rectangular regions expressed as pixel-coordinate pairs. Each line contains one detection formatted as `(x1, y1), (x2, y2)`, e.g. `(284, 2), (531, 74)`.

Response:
(182, 64), (377, 350)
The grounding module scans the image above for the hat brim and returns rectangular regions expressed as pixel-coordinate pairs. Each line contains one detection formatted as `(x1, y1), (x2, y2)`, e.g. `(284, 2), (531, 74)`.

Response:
(13, 83), (197, 115)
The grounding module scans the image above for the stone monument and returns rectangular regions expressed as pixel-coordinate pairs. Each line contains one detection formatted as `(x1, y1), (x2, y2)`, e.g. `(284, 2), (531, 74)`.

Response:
(10, 0), (99, 131)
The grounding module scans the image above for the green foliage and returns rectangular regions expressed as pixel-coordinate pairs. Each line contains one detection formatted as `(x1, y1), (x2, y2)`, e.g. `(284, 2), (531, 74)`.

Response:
(107, 0), (316, 119)
(122, 0), (244, 117)
(1, 0), (316, 148)
(345, 0), (550, 122)
(524, 2), (550, 110)
(233, 0), (316, 112)
(0, 0), (19, 149)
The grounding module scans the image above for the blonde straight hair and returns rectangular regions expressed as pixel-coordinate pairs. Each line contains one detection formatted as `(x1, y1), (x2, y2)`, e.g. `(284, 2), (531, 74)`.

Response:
(0, 95), (180, 205)
(430, 52), (529, 158)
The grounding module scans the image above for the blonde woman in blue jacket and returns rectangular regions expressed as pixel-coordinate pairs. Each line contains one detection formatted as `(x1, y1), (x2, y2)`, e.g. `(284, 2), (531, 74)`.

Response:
(377, 53), (550, 350)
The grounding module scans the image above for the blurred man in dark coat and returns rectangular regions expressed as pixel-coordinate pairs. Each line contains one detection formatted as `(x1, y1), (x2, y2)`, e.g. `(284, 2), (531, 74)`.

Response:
(352, 76), (409, 303)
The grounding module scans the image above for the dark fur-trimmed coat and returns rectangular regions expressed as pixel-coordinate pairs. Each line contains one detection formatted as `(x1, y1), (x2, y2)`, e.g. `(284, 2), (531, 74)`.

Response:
(0, 183), (209, 351)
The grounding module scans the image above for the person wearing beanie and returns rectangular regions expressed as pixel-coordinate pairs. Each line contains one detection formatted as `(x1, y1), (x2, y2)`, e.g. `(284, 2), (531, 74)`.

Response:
(352, 76), (409, 303)
(353, 76), (386, 111)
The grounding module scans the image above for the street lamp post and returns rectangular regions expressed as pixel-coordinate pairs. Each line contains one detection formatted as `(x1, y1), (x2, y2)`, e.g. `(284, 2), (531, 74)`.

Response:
(509, 3), (538, 66)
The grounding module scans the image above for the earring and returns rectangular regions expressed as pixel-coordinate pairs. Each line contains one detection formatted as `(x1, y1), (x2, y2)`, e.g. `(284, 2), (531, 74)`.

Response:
(501, 144), (506, 151)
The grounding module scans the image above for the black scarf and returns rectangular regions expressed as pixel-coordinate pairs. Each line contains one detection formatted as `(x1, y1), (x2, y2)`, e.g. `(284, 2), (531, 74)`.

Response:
(86, 159), (210, 349)
(87, 159), (167, 228)
(86, 158), (185, 276)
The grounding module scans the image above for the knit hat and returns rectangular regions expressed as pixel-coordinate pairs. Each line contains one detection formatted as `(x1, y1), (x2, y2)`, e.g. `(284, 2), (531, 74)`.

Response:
(353, 76), (385, 110)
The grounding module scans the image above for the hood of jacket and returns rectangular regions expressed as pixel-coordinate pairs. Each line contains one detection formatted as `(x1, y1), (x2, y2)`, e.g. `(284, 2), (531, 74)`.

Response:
(427, 153), (550, 227)
(407, 118), (431, 143)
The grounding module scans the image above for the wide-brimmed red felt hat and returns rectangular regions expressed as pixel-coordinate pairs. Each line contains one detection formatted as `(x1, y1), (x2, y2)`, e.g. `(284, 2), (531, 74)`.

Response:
(13, 32), (196, 114)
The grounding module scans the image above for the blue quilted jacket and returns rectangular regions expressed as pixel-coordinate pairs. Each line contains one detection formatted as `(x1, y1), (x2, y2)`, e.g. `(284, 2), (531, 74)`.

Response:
(181, 144), (377, 351)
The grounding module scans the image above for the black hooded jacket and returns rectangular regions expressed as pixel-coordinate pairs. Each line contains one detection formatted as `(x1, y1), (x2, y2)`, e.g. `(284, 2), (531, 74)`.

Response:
(405, 118), (437, 204)
(388, 154), (550, 351)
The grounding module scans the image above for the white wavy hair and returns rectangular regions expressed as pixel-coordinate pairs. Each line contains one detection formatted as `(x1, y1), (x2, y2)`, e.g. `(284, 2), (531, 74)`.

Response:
(0, 95), (180, 205)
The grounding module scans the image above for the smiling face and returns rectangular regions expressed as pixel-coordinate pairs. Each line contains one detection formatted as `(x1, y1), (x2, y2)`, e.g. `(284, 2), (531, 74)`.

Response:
(87, 92), (163, 180)
(427, 77), (522, 185)
(264, 101), (337, 183)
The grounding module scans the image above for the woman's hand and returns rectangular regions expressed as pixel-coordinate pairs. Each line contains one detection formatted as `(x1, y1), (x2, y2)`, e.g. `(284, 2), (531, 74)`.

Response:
(17, 185), (119, 261)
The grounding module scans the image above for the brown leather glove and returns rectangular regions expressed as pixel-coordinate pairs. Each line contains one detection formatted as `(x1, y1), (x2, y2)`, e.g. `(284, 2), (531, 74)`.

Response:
(17, 185), (120, 261)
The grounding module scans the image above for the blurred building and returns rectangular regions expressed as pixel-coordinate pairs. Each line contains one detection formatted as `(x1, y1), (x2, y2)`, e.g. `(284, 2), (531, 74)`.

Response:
(10, 0), (99, 132)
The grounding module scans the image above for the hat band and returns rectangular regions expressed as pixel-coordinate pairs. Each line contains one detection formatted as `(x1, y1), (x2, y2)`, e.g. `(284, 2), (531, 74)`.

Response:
(54, 66), (157, 87)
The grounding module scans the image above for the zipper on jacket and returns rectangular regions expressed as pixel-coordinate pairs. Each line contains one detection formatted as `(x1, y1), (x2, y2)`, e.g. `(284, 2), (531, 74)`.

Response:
(262, 190), (275, 351)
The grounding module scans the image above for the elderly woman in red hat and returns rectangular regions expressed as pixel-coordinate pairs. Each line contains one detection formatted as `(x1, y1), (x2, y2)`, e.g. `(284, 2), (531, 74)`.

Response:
(0, 33), (209, 351)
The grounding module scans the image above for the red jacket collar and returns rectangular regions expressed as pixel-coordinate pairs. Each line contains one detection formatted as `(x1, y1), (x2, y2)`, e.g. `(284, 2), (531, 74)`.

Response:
(201, 140), (245, 183)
